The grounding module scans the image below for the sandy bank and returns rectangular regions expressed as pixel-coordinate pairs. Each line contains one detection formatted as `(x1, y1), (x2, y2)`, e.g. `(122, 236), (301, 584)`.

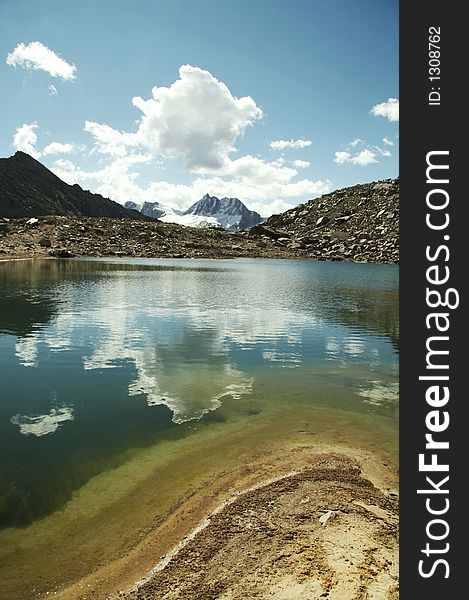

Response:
(51, 444), (397, 600)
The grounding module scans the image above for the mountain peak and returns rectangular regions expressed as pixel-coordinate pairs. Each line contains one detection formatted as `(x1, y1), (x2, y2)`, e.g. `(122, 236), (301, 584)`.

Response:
(184, 194), (264, 230)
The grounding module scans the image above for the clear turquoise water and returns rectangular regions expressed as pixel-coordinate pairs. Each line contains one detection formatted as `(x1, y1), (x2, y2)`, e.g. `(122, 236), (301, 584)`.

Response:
(0, 258), (398, 529)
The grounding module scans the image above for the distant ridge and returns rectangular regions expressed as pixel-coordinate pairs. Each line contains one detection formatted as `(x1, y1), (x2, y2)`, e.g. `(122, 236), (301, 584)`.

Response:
(125, 194), (265, 230)
(0, 152), (147, 220)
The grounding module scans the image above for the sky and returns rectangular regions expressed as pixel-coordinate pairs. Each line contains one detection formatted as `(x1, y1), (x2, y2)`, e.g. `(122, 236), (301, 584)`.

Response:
(0, 0), (398, 217)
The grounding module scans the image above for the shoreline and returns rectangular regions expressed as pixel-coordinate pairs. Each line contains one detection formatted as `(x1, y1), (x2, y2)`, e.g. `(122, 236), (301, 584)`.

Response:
(119, 456), (398, 600)
(48, 435), (398, 600)
(0, 215), (398, 264)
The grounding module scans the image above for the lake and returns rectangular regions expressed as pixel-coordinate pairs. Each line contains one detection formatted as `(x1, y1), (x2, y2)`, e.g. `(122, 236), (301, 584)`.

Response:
(0, 258), (398, 597)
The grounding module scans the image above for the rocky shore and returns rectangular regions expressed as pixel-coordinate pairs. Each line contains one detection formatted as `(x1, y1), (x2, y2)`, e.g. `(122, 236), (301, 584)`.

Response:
(0, 215), (304, 261)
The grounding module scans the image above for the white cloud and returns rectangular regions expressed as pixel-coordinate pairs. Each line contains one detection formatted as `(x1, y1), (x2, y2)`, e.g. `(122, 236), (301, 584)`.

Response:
(13, 122), (41, 158)
(6, 41), (77, 81)
(43, 142), (75, 155)
(84, 121), (139, 156)
(269, 139), (313, 151)
(11, 406), (74, 437)
(334, 148), (377, 166)
(133, 64), (263, 170)
(371, 98), (399, 122)
(48, 84), (58, 96)
(226, 155), (297, 185)
(382, 136), (394, 146)
(350, 149), (378, 166)
(51, 154), (330, 217)
(374, 146), (392, 157)
(334, 151), (352, 165)
(86, 65), (262, 170)
(349, 138), (363, 147)
(293, 159), (310, 169)
(48, 66), (329, 215)
(270, 156), (285, 167)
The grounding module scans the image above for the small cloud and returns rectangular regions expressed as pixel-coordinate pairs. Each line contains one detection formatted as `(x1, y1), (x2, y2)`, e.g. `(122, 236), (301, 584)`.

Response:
(334, 151), (351, 165)
(334, 148), (377, 166)
(271, 156), (286, 168)
(374, 146), (392, 157)
(382, 136), (394, 146)
(13, 122), (41, 158)
(269, 138), (313, 151)
(48, 84), (58, 95)
(293, 159), (310, 168)
(349, 138), (363, 147)
(6, 41), (77, 81)
(351, 149), (378, 165)
(371, 98), (399, 122)
(43, 142), (75, 155)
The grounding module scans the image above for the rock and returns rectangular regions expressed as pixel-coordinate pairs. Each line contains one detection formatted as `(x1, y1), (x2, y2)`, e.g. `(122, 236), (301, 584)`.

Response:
(248, 224), (289, 240)
(51, 249), (75, 258)
(26, 218), (39, 225)
(316, 216), (330, 227)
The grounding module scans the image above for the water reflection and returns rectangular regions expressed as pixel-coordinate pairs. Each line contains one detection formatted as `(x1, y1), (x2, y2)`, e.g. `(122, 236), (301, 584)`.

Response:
(0, 258), (398, 527)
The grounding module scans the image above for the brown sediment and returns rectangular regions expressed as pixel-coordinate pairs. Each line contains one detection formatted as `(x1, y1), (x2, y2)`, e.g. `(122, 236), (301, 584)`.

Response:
(116, 454), (398, 600)
(49, 442), (397, 600)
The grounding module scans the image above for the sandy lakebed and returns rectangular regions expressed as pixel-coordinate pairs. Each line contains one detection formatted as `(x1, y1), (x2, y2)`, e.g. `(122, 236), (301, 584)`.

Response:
(51, 435), (399, 600)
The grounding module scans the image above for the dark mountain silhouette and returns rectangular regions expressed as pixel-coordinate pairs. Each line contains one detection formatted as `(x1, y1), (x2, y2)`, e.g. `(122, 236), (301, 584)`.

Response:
(0, 152), (147, 220)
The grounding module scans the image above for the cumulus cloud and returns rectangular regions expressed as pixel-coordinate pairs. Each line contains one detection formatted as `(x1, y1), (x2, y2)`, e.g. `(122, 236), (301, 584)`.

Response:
(292, 159), (310, 168)
(382, 136), (394, 146)
(51, 154), (330, 217)
(334, 148), (377, 166)
(371, 98), (399, 122)
(67, 66), (330, 213)
(334, 151), (352, 165)
(84, 121), (139, 156)
(226, 155), (297, 185)
(351, 149), (378, 165)
(13, 122), (41, 158)
(85, 65), (262, 170)
(334, 133), (393, 166)
(6, 41), (77, 80)
(269, 138), (313, 151)
(374, 146), (392, 157)
(43, 142), (75, 155)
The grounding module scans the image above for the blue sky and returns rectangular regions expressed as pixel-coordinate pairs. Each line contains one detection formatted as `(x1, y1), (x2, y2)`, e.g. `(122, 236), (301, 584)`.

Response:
(0, 0), (398, 216)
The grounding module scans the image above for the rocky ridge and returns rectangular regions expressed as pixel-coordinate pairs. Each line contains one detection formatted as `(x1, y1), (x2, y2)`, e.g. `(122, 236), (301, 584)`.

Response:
(250, 178), (398, 263)
(0, 152), (147, 220)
